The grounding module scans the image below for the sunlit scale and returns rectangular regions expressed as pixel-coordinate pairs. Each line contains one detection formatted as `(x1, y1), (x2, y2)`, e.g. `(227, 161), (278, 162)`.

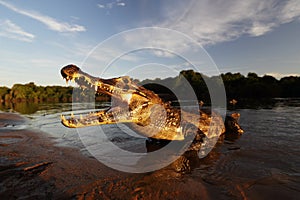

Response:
(60, 65), (187, 140)
(120, 93), (132, 103)
(60, 65), (242, 142)
(64, 66), (169, 133)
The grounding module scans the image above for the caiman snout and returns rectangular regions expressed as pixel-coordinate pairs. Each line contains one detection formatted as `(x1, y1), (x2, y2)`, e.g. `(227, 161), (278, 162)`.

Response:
(61, 64), (80, 79)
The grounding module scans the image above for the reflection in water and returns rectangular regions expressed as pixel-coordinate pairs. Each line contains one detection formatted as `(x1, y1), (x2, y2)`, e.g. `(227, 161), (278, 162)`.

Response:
(0, 101), (38, 114)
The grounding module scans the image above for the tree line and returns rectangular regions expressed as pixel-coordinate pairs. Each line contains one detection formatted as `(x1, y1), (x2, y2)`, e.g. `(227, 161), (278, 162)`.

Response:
(1, 71), (299, 104)
(141, 70), (300, 103)
(0, 82), (74, 103)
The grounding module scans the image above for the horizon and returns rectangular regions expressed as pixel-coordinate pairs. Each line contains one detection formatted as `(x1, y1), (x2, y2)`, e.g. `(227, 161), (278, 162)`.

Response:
(1, 0), (300, 87)
(1, 69), (299, 89)
(1, 67), (300, 88)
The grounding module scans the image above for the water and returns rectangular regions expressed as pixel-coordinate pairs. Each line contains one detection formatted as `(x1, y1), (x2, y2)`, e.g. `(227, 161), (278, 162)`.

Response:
(1, 99), (300, 199)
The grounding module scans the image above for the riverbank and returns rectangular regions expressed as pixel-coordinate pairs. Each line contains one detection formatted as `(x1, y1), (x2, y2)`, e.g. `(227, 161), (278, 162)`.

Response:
(1, 111), (299, 199)
(0, 113), (126, 199)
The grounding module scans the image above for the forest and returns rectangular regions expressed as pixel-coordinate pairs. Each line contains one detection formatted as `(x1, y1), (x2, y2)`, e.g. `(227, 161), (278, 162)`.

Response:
(0, 71), (299, 104)
(141, 70), (300, 103)
(0, 82), (73, 103)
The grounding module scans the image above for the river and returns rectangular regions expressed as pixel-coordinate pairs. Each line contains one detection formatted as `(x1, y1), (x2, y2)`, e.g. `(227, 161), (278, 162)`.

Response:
(1, 98), (299, 199)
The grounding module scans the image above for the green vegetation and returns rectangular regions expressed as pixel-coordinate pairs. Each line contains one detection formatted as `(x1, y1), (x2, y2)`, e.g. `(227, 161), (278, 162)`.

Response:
(141, 70), (300, 102)
(222, 72), (300, 99)
(0, 82), (111, 114)
(0, 82), (73, 103)
(1, 71), (299, 105)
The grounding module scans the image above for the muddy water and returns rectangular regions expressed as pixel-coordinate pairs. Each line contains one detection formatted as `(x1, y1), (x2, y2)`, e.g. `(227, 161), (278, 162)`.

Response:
(1, 99), (300, 199)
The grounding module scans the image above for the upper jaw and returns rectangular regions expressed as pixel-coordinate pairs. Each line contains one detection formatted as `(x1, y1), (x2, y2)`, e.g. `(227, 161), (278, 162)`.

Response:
(61, 64), (118, 96)
(60, 64), (150, 104)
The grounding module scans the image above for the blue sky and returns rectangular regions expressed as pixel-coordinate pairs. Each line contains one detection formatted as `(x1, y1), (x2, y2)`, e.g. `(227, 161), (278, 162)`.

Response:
(1, 0), (300, 87)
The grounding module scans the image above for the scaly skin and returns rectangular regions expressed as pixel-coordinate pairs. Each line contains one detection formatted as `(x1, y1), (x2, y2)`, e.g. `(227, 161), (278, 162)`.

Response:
(60, 64), (243, 152)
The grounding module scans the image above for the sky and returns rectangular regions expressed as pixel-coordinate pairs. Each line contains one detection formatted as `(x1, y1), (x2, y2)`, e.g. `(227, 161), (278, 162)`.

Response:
(0, 0), (300, 87)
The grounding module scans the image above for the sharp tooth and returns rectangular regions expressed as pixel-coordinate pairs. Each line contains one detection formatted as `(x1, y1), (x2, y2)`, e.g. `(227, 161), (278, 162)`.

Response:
(61, 114), (66, 121)
(71, 112), (74, 118)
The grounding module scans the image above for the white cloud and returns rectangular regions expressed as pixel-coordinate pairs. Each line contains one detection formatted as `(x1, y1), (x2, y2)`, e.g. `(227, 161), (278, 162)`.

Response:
(97, 4), (105, 9)
(0, 19), (35, 42)
(158, 0), (300, 46)
(121, 28), (197, 58)
(117, 2), (126, 7)
(97, 1), (126, 9)
(248, 22), (275, 37)
(280, 0), (300, 23)
(0, 0), (86, 32)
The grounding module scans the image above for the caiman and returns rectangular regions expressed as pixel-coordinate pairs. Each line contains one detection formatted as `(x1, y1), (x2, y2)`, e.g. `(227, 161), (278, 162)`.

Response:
(60, 64), (243, 172)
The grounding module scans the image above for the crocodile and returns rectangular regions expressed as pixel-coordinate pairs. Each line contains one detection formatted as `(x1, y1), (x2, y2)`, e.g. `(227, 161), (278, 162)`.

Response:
(60, 64), (243, 172)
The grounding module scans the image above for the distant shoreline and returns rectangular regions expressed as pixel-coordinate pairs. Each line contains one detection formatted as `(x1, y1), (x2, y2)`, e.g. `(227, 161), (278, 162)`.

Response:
(1, 71), (300, 105)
